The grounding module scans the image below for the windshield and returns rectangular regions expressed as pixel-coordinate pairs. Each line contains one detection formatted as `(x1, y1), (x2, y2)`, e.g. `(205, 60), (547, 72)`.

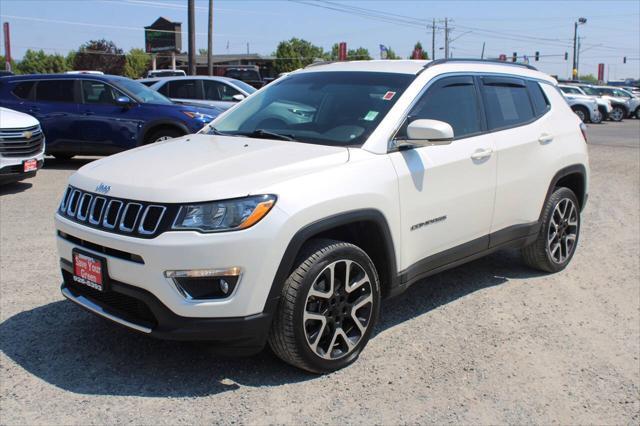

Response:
(561, 86), (581, 95)
(114, 79), (173, 104)
(225, 69), (260, 81)
(581, 86), (598, 96)
(228, 78), (257, 94)
(206, 71), (414, 147)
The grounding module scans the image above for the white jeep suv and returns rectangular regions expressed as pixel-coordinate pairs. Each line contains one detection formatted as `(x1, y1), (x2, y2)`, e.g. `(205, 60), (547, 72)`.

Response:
(55, 59), (589, 373)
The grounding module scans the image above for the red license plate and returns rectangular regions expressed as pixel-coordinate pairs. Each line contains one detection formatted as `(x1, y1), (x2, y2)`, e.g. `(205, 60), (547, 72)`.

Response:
(23, 159), (38, 172)
(73, 251), (105, 291)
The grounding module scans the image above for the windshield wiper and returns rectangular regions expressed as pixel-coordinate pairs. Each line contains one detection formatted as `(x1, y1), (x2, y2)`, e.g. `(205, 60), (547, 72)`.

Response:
(243, 129), (296, 141)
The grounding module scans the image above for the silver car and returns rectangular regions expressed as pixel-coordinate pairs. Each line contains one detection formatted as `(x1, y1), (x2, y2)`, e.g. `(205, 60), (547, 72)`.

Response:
(139, 76), (257, 111)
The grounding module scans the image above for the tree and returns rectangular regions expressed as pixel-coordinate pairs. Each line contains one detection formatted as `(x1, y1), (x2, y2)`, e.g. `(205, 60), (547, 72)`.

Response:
(198, 48), (208, 56)
(65, 51), (76, 70)
(410, 41), (429, 59)
(274, 38), (326, 74)
(578, 74), (598, 83)
(385, 47), (401, 60)
(16, 49), (70, 74)
(73, 39), (126, 75)
(123, 48), (150, 79)
(329, 44), (372, 60)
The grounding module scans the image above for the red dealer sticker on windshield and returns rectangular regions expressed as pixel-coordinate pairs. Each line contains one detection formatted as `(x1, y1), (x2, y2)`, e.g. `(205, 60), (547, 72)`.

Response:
(382, 91), (396, 100)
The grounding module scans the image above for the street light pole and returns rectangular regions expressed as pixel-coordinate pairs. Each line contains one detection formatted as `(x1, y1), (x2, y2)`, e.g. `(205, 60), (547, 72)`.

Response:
(572, 17), (587, 80)
(188, 0), (196, 76)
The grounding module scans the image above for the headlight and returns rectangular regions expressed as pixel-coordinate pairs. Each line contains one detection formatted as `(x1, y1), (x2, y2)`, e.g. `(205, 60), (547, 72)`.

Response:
(182, 111), (215, 122)
(172, 195), (276, 232)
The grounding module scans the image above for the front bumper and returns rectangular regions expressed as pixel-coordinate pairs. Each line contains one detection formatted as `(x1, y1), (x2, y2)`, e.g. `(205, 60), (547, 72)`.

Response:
(60, 259), (271, 352)
(0, 153), (44, 183)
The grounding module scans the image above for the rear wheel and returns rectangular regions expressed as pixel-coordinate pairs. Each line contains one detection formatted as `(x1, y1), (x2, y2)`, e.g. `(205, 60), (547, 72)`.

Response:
(572, 106), (588, 122)
(522, 187), (581, 273)
(268, 239), (380, 373)
(609, 106), (625, 122)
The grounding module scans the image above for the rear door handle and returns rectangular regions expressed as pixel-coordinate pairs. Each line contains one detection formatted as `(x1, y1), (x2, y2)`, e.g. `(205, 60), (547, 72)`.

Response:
(470, 148), (493, 160)
(538, 134), (554, 144)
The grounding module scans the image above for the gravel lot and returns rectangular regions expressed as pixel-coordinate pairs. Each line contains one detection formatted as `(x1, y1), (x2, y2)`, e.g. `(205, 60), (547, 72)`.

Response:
(1, 120), (639, 425)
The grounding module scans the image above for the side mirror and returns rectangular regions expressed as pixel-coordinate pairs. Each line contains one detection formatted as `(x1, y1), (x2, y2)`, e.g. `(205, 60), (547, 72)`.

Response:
(115, 96), (133, 107)
(398, 119), (454, 148)
(231, 94), (246, 102)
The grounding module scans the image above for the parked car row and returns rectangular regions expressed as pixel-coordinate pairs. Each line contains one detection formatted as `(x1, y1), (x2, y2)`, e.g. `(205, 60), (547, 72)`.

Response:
(0, 74), (224, 174)
(558, 82), (640, 123)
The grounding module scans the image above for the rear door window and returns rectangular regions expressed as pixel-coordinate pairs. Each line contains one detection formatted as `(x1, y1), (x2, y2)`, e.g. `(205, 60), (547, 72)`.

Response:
(481, 77), (534, 130)
(167, 80), (200, 99)
(36, 80), (75, 103)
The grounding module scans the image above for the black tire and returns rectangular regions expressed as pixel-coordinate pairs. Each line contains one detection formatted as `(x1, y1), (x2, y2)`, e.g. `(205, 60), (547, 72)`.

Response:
(268, 239), (381, 373)
(143, 127), (184, 145)
(597, 105), (609, 121)
(609, 105), (625, 122)
(522, 187), (581, 273)
(571, 106), (589, 122)
(635, 108), (640, 119)
(52, 154), (74, 161)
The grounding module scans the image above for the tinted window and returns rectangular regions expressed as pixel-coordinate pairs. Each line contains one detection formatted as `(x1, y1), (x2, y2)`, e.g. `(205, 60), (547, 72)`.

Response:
(36, 80), (75, 102)
(225, 69), (260, 81)
(112, 78), (172, 104)
(204, 80), (241, 101)
(527, 81), (550, 117)
(82, 81), (119, 104)
(11, 81), (35, 100)
(167, 80), (199, 99)
(406, 76), (482, 139)
(560, 86), (581, 95)
(481, 77), (534, 130)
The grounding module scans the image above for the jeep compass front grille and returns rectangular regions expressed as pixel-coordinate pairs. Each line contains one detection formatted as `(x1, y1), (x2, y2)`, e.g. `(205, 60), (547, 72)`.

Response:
(58, 185), (176, 238)
(0, 125), (44, 158)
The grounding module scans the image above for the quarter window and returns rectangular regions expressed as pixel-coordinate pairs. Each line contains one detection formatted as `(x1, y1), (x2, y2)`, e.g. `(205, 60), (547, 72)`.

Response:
(405, 75), (483, 139)
(527, 81), (550, 117)
(481, 77), (534, 130)
(36, 80), (75, 103)
(11, 81), (36, 100)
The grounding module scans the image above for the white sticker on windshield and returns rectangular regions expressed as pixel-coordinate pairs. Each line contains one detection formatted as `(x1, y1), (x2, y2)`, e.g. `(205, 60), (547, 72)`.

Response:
(364, 111), (379, 121)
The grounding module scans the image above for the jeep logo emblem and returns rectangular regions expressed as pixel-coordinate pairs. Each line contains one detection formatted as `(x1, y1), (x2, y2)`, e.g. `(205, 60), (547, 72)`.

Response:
(95, 183), (111, 194)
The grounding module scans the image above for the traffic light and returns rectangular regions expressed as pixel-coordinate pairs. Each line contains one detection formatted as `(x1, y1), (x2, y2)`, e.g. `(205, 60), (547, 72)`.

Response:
(623, 56), (627, 64)
(564, 52), (568, 61)
(535, 51), (540, 61)
(512, 52), (517, 62)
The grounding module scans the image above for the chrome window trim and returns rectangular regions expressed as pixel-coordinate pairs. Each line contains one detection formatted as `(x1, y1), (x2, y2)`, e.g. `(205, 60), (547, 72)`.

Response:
(76, 193), (93, 221)
(138, 205), (166, 235)
(118, 202), (143, 233)
(102, 200), (123, 229)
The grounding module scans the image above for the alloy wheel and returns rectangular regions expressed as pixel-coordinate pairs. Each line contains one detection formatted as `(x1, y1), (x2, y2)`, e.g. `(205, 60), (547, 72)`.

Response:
(547, 198), (578, 264)
(154, 135), (174, 142)
(574, 109), (586, 122)
(610, 107), (624, 121)
(303, 260), (373, 360)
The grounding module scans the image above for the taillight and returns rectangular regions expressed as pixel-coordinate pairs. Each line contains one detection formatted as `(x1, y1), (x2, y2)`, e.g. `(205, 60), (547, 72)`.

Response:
(579, 122), (588, 143)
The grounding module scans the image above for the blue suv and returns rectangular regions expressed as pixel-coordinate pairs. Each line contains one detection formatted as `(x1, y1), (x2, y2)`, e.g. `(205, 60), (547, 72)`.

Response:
(0, 74), (221, 159)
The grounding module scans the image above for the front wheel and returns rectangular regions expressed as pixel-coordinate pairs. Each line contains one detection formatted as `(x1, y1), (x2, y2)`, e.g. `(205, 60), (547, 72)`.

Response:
(572, 106), (588, 122)
(268, 239), (381, 373)
(522, 187), (581, 273)
(144, 127), (184, 145)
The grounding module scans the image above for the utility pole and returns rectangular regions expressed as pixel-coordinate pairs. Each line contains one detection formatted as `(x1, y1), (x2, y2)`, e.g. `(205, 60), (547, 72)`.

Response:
(207, 0), (213, 76)
(444, 18), (449, 59)
(188, 0), (196, 75)
(431, 18), (436, 60)
(576, 36), (581, 77)
(572, 17), (587, 80)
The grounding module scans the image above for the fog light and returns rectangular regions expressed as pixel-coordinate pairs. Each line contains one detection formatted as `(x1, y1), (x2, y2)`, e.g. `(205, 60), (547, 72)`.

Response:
(164, 267), (241, 300)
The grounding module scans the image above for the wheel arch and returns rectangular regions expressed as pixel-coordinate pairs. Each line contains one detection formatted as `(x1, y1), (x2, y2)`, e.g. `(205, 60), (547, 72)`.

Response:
(264, 209), (399, 316)
(139, 120), (189, 145)
(542, 164), (588, 218)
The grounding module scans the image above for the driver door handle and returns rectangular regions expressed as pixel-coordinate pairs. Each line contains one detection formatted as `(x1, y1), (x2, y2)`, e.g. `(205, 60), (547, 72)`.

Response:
(470, 148), (493, 160)
(538, 134), (554, 144)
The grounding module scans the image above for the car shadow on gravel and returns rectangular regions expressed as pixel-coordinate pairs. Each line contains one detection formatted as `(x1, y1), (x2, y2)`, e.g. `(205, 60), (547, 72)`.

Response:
(0, 249), (544, 398)
(0, 181), (33, 196)
(42, 157), (98, 171)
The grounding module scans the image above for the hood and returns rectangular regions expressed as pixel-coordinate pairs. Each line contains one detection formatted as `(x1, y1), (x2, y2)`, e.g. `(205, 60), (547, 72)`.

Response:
(0, 107), (40, 129)
(564, 94), (596, 105)
(70, 134), (349, 202)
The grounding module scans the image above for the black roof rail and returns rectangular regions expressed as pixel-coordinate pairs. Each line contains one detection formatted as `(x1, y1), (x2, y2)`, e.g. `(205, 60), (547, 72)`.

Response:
(423, 58), (538, 71)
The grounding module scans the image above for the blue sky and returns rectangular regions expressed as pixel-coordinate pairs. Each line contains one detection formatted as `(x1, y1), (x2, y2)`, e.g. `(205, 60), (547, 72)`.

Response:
(1, 0), (639, 80)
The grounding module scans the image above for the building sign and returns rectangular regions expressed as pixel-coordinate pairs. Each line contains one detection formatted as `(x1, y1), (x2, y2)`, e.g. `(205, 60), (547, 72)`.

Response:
(144, 17), (182, 53)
